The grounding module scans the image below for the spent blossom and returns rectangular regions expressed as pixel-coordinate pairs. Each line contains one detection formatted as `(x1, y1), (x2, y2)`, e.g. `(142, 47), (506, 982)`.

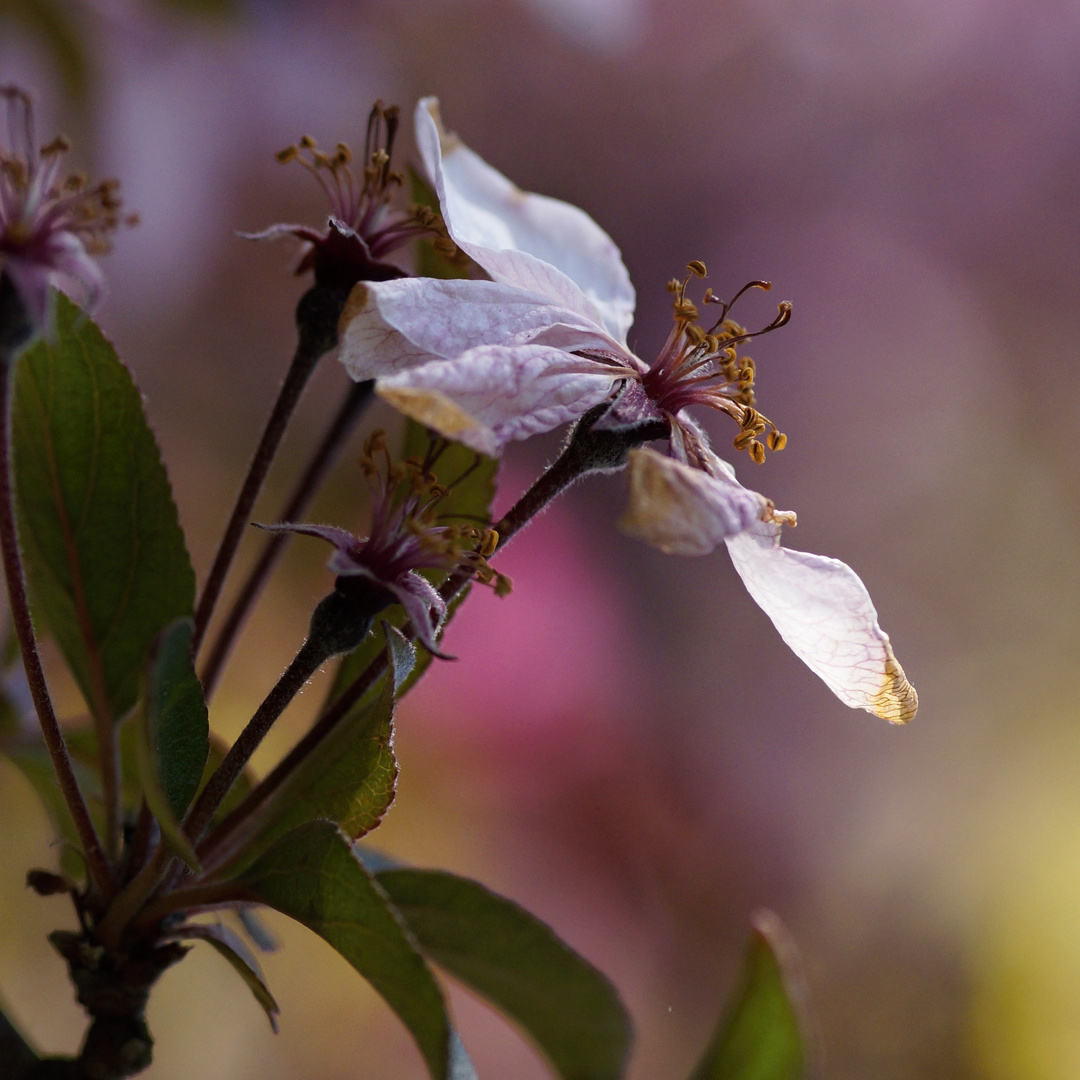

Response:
(262, 432), (508, 654)
(335, 98), (917, 724)
(0, 86), (128, 330)
(249, 100), (456, 289)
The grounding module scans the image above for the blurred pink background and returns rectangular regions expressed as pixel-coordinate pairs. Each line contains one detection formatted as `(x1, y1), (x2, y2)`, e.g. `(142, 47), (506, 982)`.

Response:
(2, 0), (1079, 1076)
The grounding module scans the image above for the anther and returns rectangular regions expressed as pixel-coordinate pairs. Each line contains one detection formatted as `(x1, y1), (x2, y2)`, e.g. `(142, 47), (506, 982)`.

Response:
(767, 430), (787, 452)
(687, 260), (707, 278)
(299, 135), (317, 149)
(479, 529), (499, 557)
(40, 135), (69, 156)
(685, 323), (705, 344)
(733, 430), (758, 451)
(749, 441), (766, 464)
(666, 278), (681, 293)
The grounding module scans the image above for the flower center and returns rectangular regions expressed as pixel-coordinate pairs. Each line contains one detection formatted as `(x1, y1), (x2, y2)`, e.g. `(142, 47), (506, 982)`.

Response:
(275, 101), (455, 262)
(0, 86), (133, 257)
(358, 431), (509, 594)
(640, 261), (791, 464)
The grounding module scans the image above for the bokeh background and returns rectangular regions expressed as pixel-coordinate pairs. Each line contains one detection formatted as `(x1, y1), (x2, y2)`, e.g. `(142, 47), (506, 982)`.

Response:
(2, 0), (1079, 1076)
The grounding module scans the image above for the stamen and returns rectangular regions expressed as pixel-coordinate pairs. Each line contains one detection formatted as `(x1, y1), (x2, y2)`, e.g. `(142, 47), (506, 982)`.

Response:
(687, 259), (707, 278)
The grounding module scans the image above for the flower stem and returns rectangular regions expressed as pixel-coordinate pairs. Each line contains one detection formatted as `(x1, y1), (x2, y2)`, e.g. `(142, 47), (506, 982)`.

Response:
(184, 635), (331, 845)
(196, 407), (661, 868)
(199, 378), (374, 696)
(191, 283), (349, 653)
(0, 278), (115, 903)
(186, 580), (386, 847)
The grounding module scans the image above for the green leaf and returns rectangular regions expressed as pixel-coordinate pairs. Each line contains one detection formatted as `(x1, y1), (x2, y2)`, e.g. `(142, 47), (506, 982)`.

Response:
(237, 821), (453, 1080)
(135, 617), (208, 869)
(686, 912), (807, 1080)
(169, 923), (279, 1031)
(3, 740), (93, 878)
(377, 868), (632, 1080)
(13, 293), (195, 723)
(325, 421), (497, 713)
(0, 0), (90, 101)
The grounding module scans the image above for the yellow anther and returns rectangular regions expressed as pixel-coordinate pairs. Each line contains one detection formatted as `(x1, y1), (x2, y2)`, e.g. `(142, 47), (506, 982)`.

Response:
(733, 430), (758, 451)
(685, 323), (705, 344)
(666, 278), (681, 293)
(336, 142), (352, 163)
(749, 440), (766, 464)
(705, 334), (721, 353)
(299, 134), (317, 149)
(674, 300), (698, 321)
(687, 259), (707, 278)
(479, 529), (499, 557)
(767, 430), (787, 452)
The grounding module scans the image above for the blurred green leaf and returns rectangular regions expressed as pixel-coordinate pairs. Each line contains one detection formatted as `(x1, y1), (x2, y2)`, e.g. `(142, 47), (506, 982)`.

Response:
(325, 421), (496, 712)
(3, 739), (92, 878)
(135, 617), (207, 869)
(0, 996), (38, 1075)
(377, 868), (632, 1080)
(408, 165), (472, 280)
(0, 0), (89, 101)
(0, 687), (19, 739)
(237, 821), (453, 1080)
(686, 912), (807, 1080)
(13, 292), (195, 724)
(170, 923), (279, 1032)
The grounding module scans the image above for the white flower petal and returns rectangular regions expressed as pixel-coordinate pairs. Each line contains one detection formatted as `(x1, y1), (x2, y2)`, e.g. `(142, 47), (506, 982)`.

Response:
(337, 277), (624, 382)
(619, 447), (767, 555)
(416, 97), (636, 344)
(725, 523), (918, 724)
(376, 344), (619, 456)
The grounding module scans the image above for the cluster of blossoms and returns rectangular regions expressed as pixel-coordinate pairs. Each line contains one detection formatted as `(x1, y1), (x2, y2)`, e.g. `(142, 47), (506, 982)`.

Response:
(266, 431), (508, 655)
(0, 86), (131, 329)
(333, 98), (917, 725)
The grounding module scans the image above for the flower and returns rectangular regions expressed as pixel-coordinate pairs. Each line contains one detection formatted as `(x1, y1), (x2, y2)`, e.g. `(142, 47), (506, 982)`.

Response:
(261, 432), (507, 655)
(247, 101), (456, 290)
(0, 86), (128, 330)
(336, 98), (917, 724)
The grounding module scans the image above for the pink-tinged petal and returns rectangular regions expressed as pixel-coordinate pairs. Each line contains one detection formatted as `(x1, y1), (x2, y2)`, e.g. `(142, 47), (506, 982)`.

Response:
(376, 344), (620, 456)
(416, 97), (636, 344)
(619, 447), (767, 555)
(255, 522), (362, 566)
(725, 523), (918, 724)
(391, 573), (448, 656)
(337, 277), (625, 382)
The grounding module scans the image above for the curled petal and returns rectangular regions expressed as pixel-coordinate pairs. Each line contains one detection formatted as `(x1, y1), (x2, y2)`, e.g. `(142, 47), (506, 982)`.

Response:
(376, 344), (620, 456)
(338, 277), (626, 382)
(255, 522), (364, 569)
(619, 447), (767, 556)
(416, 97), (636, 344)
(390, 572), (449, 656)
(725, 523), (918, 724)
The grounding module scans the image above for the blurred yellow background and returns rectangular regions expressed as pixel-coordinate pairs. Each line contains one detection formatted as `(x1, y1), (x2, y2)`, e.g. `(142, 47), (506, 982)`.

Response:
(3, 0), (1079, 1076)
